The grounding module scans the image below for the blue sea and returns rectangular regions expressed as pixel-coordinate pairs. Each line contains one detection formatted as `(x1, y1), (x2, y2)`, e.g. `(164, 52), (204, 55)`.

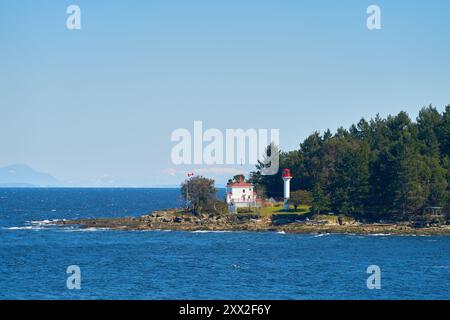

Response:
(0, 188), (449, 300)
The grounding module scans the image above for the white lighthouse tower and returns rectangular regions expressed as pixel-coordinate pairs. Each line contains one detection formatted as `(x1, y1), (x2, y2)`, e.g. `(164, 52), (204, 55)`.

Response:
(282, 168), (292, 210)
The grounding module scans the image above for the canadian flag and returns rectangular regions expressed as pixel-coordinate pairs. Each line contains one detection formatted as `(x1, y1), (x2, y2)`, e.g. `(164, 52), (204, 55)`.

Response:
(187, 172), (194, 177)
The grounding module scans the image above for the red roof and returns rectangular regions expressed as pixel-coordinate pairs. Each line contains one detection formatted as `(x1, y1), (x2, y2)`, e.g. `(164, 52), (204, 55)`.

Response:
(227, 182), (254, 187)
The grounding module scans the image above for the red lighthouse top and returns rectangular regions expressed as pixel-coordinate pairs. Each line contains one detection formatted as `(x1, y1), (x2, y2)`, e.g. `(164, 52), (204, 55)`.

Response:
(282, 168), (292, 178)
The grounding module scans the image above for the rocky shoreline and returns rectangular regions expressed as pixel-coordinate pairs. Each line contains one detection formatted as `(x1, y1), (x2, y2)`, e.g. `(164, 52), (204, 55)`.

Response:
(56, 210), (450, 236)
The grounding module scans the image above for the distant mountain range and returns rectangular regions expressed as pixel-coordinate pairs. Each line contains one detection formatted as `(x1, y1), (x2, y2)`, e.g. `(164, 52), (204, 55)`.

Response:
(0, 164), (62, 187)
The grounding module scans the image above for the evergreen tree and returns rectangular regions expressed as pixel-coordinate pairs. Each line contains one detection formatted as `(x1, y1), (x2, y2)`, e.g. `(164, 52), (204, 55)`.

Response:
(311, 182), (330, 214)
(250, 106), (450, 220)
(331, 138), (370, 215)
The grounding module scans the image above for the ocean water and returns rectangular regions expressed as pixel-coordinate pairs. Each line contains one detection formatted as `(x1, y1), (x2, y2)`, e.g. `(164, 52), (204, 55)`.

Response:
(0, 188), (449, 300)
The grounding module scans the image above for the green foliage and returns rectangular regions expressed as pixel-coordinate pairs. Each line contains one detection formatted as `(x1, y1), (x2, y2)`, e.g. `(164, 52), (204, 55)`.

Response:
(289, 190), (312, 211)
(311, 183), (330, 214)
(251, 106), (450, 220)
(212, 200), (228, 215)
(180, 176), (217, 215)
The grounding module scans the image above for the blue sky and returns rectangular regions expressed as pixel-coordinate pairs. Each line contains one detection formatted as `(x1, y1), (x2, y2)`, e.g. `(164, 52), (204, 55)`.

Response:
(1, 0), (450, 186)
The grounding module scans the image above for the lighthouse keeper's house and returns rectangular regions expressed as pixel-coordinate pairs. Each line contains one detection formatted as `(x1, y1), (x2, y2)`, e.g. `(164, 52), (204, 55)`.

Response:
(226, 177), (260, 213)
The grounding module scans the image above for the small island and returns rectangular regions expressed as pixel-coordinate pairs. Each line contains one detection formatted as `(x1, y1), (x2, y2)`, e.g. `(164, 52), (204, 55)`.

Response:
(57, 209), (450, 235)
(57, 174), (449, 236)
(58, 107), (450, 236)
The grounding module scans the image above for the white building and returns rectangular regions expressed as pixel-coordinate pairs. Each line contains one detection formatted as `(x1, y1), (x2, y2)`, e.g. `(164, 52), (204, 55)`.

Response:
(226, 177), (259, 211)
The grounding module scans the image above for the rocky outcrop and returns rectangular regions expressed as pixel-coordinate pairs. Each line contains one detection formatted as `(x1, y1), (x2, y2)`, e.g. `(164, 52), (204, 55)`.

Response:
(56, 210), (450, 235)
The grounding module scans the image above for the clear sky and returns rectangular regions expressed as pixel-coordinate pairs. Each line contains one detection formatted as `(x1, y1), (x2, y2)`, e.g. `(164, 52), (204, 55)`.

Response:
(1, 0), (449, 186)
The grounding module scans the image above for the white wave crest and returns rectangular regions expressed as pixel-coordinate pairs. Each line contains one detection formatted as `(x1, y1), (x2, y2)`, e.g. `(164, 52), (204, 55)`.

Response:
(313, 233), (330, 237)
(62, 227), (110, 232)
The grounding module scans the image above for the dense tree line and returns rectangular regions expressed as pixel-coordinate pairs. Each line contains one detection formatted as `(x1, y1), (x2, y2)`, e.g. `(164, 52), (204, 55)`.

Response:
(250, 106), (450, 220)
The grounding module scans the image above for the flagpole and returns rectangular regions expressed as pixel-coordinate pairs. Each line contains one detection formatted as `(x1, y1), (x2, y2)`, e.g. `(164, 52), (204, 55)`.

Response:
(186, 172), (194, 211)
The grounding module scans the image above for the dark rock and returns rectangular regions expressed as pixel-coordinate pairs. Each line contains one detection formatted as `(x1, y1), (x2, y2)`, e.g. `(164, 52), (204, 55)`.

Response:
(174, 217), (183, 223)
